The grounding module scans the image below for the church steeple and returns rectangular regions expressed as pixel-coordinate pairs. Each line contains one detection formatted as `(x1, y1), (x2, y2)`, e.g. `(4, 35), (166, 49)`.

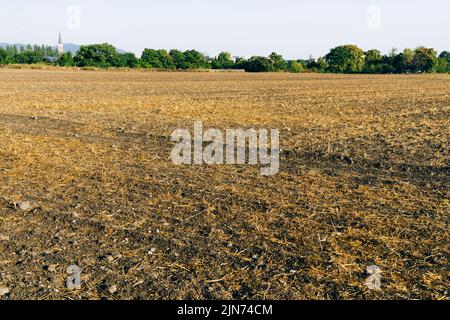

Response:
(57, 32), (64, 55)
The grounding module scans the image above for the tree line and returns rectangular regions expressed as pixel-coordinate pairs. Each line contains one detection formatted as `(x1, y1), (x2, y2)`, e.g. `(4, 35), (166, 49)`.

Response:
(0, 45), (57, 64)
(1, 43), (449, 73)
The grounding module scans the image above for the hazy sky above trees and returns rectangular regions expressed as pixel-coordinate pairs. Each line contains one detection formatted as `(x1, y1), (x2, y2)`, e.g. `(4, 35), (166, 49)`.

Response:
(1, 0), (447, 59)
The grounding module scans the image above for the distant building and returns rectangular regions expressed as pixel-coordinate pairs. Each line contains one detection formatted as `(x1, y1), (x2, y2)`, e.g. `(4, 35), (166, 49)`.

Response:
(57, 33), (64, 55)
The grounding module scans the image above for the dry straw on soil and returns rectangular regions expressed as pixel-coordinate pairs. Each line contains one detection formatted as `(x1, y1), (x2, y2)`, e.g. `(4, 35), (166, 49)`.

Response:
(0, 69), (448, 300)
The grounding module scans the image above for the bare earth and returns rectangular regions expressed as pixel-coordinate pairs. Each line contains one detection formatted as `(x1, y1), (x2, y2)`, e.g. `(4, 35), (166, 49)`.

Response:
(0, 69), (448, 300)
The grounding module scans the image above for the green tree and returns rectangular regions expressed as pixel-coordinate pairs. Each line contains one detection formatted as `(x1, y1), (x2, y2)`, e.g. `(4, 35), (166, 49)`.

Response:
(183, 50), (209, 69)
(401, 48), (414, 72)
(6, 45), (17, 57)
(363, 49), (383, 73)
(316, 57), (329, 72)
(269, 52), (287, 71)
(242, 56), (273, 72)
(287, 60), (304, 73)
(14, 50), (42, 64)
(437, 51), (450, 73)
(141, 49), (207, 70)
(159, 50), (176, 69)
(4, 43), (58, 65)
(140, 49), (174, 69)
(387, 48), (414, 73)
(211, 52), (235, 69)
(365, 49), (382, 63)
(305, 57), (327, 73)
(411, 47), (437, 73)
(436, 58), (449, 73)
(325, 45), (365, 73)
(74, 44), (120, 68)
(169, 49), (186, 69)
(438, 51), (450, 61)
(0, 48), (8, 65)
(56, 52), (74, 66)
(119, 53), (139, 68)
(140, 49), (162, 68)
(306, 57), (318, 72)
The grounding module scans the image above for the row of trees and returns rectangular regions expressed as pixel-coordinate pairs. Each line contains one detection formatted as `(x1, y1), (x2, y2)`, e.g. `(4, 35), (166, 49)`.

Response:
(1, 43), (449, 73)
(325, 45), (449, 74)
(0, 45), (57, 64)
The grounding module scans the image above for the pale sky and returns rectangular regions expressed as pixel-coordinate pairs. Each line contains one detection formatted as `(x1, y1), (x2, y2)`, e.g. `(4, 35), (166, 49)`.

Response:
(0, 0), (448, 59)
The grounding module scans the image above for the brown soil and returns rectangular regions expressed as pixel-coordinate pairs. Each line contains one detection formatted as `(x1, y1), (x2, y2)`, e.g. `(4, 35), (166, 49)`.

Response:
(0, 70), (448, 300)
